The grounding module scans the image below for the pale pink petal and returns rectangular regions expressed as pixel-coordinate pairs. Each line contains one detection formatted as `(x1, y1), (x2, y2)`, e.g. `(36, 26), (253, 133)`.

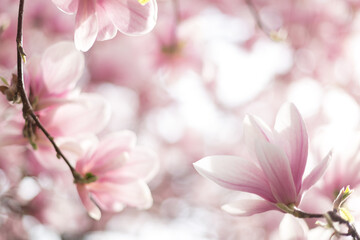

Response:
(25, 56), (43, 97)
(52, 0), (78, 14)
(302, 151), (332, 193)
(43, 93), (111, 136)
(75, 0), (98, 52)
(91, 180), (153, 210)
(274, 103), (308, 194)
(221, 199), (278, 216)
(56, 134), (98, 162)
(41, 42), (84, 94)
(255, 140), (297, 204)
(117, 147), (159, 182)
(193, 156), (276, 202)
(88, 152), (129, 176)
(87, 131), (137, 169)
(0, 119), (26, 147)
(243, 115), (274, 152)
(96, 5), (117, 41)
(101, 0), (157, 36)
(279, 215), (308, 240)
(36, 97), (76, 111)
(76, 185), (101, 220)
(97, 131), (137, 154)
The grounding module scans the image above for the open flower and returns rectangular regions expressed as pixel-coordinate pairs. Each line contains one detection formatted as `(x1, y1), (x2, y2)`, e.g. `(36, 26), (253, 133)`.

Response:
(194, 103), (331, 216)
(75, 131), (159, 220)
(52, 0), (158, 51)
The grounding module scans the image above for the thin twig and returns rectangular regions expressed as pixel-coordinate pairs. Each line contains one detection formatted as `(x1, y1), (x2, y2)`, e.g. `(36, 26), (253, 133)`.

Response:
(244, 0), (270, 34)
(244, 0), (287, 41)
(328, 211), (360, 240)
(16, 0), (81, 182)
(293, 209), (324, 219)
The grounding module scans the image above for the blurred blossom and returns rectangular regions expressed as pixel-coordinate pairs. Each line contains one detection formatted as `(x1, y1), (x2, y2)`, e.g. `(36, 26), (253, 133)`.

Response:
(75, 131), (159, 220)
(52, 0), (158, 51)
(16, 177), (41, 201)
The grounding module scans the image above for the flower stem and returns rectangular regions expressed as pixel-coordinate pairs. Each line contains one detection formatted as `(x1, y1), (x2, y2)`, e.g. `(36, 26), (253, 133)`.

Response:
(293, 207), (360, 240)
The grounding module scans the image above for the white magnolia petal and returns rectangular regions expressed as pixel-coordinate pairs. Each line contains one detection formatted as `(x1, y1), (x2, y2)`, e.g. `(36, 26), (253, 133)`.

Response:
(41, 42), (84, 94)
(121, 147), (159, 182)
(43, 93), (111, 136)
(76, 185), (101, 220)
(96, 5), (117, 41)
(91, 180), (153, 210)
(194, 155), (276, 202)
(255, 140), (297, 204)
(101, 0), (157, 36)
(74, 0), (98, 52)
(302, 151), (332, 193)
(243, 114), (274, 152)
(275, 103), (308, 194)
(279, 215), (309, 239)
(221, 199), (277, 216)
(52, 0), (78, 14)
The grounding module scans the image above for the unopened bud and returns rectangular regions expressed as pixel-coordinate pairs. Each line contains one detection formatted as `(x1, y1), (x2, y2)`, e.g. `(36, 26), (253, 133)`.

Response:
(333, 185), (353, 210)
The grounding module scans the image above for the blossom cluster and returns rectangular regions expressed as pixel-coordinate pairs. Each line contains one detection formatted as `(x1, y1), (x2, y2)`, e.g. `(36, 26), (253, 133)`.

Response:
(1, 0), (360, 239)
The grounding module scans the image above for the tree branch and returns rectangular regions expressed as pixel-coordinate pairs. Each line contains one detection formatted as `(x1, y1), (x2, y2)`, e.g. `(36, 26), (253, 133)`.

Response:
(16, 0), (81, 182)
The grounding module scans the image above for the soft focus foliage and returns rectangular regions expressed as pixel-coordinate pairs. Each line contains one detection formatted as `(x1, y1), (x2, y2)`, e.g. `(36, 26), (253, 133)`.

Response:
(1, 0), (360, 239)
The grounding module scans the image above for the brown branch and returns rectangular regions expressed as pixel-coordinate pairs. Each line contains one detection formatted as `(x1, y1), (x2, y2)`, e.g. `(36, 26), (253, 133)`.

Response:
(292, 208), (324, 219)
(244, 0), (287, 41)
(290, 206), (359, 239)
(244, 0), (270, 35)
(327, 211), (360, 240)
(16, 0), (81, 182)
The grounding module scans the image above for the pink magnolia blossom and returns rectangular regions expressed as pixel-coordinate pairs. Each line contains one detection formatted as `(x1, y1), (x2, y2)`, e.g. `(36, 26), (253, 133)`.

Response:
(0, 42), (111, 172)
(25, 41), (85, 110)
(193, 103), (331, 216)
(75, 131), (159, 220)
(52, 0), (158, 51)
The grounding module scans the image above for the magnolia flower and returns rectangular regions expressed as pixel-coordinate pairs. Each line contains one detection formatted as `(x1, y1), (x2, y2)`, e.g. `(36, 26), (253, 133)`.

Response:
(75, 131), (159, 220)
(52, 0), (158, 51)
(25, 41), (85, 110)
(194, 103), (330, 216)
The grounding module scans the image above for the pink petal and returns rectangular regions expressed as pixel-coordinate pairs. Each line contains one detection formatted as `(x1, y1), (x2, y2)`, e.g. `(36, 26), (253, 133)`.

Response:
(255, 140), (297, 204)
(52, 0), (78, 14)
(0, 119), (26, 147)
(302, 151), (332, 193)
(41, 42), (84, 95)
(117, 147), (159, 182)
(43, 93), (111, 137)
(88, 131), (137, 169)
(96, 5), (117, 41)
(101, 0), (157, 36)
(221, 199), (278, 216)
(274, 103), (308, 194)
(25, 57), (43, 97)
(75, 0), (98, 52)
(91, 180), (153, 210)
(193, 155), (276, 202)
(76, 184), (101, 220)
(279, 215), (308, 239)
(98, 131), (137, 154)
(87, 152), (129, 176)
(243, 114), (274, 153)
